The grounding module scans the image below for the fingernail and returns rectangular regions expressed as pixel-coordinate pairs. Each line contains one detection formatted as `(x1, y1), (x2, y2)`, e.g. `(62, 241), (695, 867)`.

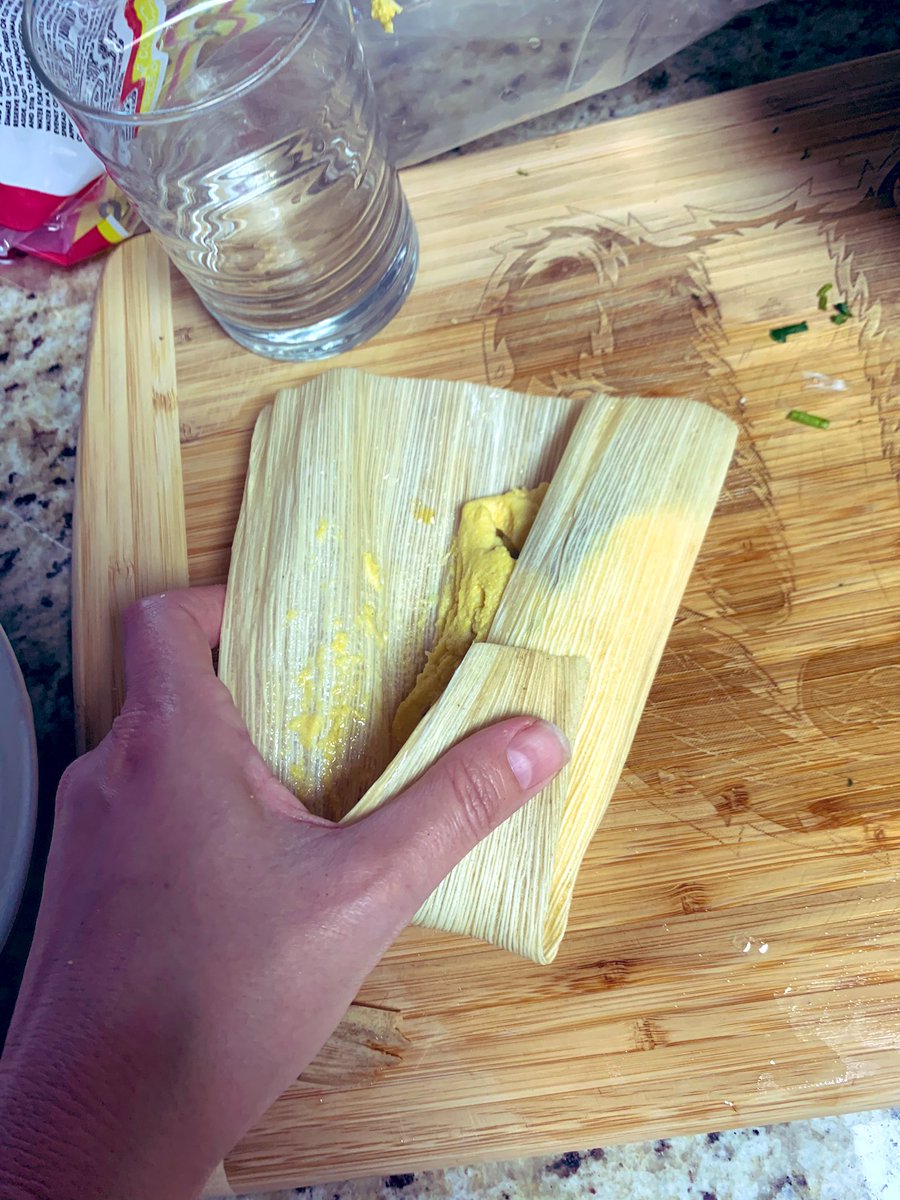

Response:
(506, 720), (571, 790)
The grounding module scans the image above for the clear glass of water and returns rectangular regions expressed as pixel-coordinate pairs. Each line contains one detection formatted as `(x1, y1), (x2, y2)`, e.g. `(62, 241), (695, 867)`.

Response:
(22, 0), (418, 360)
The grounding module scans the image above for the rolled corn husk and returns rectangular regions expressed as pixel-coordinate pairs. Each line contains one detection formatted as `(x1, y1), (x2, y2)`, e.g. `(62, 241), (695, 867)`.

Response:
(220, 368), (736, 962)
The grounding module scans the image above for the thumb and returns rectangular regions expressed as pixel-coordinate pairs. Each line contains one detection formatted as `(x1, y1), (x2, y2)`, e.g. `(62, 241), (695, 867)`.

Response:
(356, 717), (570, 911)
(120, 585), (225, 706)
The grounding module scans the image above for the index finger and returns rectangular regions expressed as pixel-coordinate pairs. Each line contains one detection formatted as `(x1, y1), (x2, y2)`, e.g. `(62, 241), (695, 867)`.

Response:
(121, 585), (226, 705)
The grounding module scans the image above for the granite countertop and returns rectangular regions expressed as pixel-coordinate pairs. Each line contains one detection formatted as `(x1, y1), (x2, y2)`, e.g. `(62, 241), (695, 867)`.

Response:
(1, 1), (899, 1197)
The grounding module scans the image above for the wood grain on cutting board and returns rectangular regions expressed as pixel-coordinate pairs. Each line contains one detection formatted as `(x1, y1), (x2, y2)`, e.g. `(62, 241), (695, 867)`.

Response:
(74, 53), (900, 1193)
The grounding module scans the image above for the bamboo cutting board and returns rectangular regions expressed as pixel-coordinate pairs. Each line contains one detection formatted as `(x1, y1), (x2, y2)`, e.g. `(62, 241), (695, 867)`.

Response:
(74, 53), (900, 1193)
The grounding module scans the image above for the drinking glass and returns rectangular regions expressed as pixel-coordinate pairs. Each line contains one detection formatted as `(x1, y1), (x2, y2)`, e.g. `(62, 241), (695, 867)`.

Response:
(22, 0), (418, 360)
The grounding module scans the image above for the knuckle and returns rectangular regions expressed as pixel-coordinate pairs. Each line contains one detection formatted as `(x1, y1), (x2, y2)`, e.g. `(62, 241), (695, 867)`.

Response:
(124, 682), (178, 725)
(440, 756), (504, 841)
(99, 704), (172, 789)
(54, 755), (89, 815)
(54, 746), (118, 823)
(117, 695), (170, 742)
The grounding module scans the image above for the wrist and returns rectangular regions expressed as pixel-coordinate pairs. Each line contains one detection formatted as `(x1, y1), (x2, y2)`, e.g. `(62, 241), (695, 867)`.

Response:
(0, 1062), (104, 1200)
(0, 1012), (219, 1200)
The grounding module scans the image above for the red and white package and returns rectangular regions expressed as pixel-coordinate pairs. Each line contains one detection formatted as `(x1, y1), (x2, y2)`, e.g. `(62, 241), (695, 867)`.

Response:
(0, 0), (142, 264)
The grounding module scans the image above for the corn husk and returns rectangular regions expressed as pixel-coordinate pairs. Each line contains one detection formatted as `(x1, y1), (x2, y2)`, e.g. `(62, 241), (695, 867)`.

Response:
(220, 369), (576, 822)
(220, 368), (737, 962)
(346, 643), (588, 961)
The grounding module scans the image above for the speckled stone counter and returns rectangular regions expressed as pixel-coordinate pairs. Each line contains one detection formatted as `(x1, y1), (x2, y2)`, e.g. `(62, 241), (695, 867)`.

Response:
(1, 1), (899, 1196)
(238, 1110), (900, 1199)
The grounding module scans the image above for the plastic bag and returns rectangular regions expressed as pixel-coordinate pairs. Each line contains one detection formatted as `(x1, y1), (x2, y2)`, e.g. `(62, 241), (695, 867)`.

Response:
(0, 173), (143, 266)
(0, 0), (144, 264)
(1, 0), (765, 264)
(362, 0), (768, 165)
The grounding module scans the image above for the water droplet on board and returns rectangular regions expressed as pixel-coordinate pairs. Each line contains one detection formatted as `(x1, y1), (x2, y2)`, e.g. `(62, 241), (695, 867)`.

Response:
(732, 933), (770, 955)
(527, 36), (542, 50)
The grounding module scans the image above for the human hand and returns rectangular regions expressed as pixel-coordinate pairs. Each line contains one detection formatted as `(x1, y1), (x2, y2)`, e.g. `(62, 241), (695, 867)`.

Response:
(0, 586), (568, 1200)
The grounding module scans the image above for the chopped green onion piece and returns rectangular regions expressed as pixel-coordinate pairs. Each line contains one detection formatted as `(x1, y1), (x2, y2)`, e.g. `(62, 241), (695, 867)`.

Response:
(787, 409), (830, 429)
(833, 301), (853, 316)
(830, 311), (850, 325)
(769, 321), (809, 343)
(816, 283), (832, 310)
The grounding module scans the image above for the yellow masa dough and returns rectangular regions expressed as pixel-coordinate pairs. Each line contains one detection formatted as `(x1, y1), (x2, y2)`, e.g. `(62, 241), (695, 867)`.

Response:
(371, 0), (402, 32)
(392, 483), (548, 746)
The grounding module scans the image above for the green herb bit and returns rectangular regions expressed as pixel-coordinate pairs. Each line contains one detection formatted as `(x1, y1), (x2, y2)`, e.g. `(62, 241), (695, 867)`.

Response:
(516, 167), (530, 176)
(830, 301), (854, 325)
(769, 321), (809, 343)
(816, 283), (832, 310)
(787, 409), (830, 429)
